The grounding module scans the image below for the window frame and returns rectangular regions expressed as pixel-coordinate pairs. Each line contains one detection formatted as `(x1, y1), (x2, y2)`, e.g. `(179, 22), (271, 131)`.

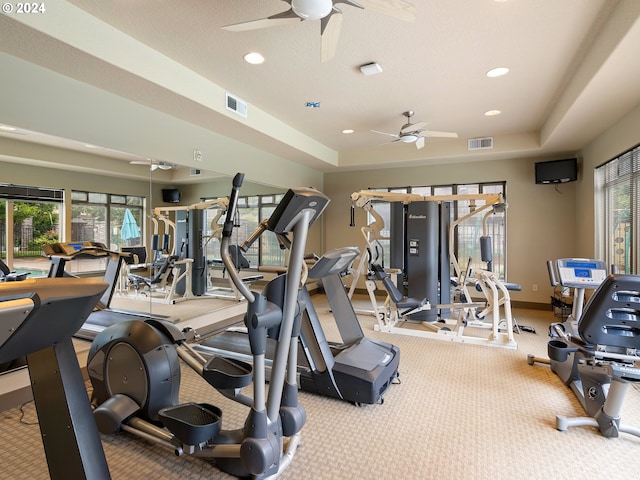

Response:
(71, 190), (145, 251)
(366, 181), (508, 279)
(595, 143), (640, 274)
(203, 193), (286, 268)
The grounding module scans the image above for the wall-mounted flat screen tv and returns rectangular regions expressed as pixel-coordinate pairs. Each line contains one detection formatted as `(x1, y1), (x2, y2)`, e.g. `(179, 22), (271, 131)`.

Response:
(535, 158), (578, 184)
(162, 188), (181, 203)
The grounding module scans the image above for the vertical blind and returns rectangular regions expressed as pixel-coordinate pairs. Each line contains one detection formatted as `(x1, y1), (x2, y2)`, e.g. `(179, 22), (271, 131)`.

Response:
(595, 144), (640, 274)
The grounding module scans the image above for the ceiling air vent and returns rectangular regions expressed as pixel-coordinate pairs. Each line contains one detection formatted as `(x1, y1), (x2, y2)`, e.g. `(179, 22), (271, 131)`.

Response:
(226, 93), (248, 118)
(190, 168), (201, 176)
(468, 137), (493, 151)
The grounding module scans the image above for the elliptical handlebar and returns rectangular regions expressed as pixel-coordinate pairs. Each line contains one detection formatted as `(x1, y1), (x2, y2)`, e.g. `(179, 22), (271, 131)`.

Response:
(222, 172), (244, 239)
(221, 173), (255, 303)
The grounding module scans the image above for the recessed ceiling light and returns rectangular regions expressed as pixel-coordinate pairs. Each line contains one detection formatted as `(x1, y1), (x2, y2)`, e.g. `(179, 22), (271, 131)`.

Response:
(244, 52), (265, 65)
(342, 129), (354, 134)
(484, 109), (502, 116)
(486, 67), (509, 77)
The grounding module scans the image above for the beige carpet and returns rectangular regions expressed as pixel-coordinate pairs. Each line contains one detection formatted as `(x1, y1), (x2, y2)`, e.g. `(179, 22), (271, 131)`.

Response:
(1, 296), (639, 479)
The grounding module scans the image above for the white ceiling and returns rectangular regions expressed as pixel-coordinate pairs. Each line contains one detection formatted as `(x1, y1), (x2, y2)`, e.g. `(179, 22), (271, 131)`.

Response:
(1, 0), (640, 183)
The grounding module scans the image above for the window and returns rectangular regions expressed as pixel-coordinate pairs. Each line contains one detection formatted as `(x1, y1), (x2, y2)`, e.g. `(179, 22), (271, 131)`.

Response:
(0, 183), (63, 276)
(595, 144), (640, 274)
(237, 194), (286, 267)
(363, 182), (507, 279)
(202, 193), (286, 268)
(71, 190), (144, 250)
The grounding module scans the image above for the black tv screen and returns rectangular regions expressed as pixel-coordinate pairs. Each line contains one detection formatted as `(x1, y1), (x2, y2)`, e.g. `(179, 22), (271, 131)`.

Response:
(162, 188), (181, 203)
(535, 158), (577, 184)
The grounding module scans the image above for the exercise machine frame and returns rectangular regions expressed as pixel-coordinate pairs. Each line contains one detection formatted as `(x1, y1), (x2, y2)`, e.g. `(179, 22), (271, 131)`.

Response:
(349, 190), (517, 348)
(528, 259), (640, 438)
(86, 174), (328, 478)
(0, 277), (111, 479)
(198, 246), (401, 405)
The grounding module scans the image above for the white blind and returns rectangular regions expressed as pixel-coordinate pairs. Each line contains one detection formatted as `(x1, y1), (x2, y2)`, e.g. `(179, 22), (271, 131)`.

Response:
(595, 144), (640, 273)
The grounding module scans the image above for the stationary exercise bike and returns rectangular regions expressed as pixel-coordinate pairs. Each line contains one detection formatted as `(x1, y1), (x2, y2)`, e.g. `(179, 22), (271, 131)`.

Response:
(529, 259), (640, 438)
(87, 173), (329, 478)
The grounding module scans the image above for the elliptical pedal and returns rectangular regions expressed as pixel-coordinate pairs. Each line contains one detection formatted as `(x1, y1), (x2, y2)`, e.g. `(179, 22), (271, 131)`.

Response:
(158, 403), (222, 446)
(202, 355), (253, 390)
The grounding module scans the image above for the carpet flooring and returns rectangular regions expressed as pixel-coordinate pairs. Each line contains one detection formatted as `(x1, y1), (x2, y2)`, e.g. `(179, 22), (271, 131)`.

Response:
(1, 296), (639, 479)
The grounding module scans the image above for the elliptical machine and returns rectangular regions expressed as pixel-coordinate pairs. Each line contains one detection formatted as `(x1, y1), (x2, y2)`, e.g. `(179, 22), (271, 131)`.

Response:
(87, 173), (329, 478)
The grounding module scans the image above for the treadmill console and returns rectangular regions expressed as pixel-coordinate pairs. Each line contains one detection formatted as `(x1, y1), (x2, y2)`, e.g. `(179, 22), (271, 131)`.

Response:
(308, 247), (359, 279)
(556, 258), (607, 289)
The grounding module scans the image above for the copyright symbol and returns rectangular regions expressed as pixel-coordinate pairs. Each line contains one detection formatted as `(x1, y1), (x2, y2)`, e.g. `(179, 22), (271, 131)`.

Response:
(2, 3), (13, 13)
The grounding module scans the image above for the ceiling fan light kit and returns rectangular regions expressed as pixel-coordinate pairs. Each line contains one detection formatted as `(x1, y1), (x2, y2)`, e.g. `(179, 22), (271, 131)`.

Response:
(291, 0), (333, 19)
(372, 110), (458, 150)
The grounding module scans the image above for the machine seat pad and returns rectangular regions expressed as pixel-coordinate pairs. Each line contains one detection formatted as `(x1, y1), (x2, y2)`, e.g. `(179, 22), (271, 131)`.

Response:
(397, 297), (427, 310)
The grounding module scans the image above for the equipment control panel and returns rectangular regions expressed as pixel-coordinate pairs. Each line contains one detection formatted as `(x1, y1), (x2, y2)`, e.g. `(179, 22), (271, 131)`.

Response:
(556, 258), (607, 289)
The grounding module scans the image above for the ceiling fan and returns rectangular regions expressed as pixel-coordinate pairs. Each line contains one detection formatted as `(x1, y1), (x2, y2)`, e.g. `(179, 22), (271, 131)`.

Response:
(130, 160), (174, 171)
(372, 111), (458, 149)
(222, 0), (416, 62)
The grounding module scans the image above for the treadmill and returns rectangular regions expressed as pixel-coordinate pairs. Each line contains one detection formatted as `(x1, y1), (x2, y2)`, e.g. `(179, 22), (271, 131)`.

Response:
(0, 277), (112, 478)
(45, 242), (172, 339)
(200, 246), (400, 405)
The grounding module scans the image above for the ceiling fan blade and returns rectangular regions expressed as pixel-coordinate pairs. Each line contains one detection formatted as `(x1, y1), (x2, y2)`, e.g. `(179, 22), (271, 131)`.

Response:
(130, 160), (173, 171)
(422, 130), (459, 138)
(334, 0), (365, 10)
(357, 0), (416, 22)
(381, 138), (404, 146)
(415, 136), (425, 149)
(371, 129), (401, 139)
(320, 10), (343, 63)
(222, 9), (302, 32)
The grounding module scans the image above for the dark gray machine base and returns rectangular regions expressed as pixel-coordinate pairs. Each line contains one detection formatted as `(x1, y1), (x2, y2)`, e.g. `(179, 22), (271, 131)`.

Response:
(0, 278), (112, 479)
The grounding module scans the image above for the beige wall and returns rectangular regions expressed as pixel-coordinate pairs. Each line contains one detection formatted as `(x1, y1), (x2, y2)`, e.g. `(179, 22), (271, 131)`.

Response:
(4, 103), (640, 304)
(323, 157), (577, 305)
(576, 102), (640, 259)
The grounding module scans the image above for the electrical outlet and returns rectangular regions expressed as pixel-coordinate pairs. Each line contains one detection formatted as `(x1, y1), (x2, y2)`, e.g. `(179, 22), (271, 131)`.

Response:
(193, 149), (202, 162)
(532, 284), (538, 292)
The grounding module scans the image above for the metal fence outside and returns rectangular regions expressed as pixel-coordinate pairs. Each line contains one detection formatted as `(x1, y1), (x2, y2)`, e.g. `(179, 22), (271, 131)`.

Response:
(0, 223), (59, 258)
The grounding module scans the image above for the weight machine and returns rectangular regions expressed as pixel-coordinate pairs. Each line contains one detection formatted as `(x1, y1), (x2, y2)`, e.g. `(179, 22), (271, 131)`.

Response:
(151, 197), (231, 300)
(349, 190), (518, 348)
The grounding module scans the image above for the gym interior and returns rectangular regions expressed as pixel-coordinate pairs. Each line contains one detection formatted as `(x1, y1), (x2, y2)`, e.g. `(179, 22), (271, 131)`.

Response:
(1, 2), (640, 479)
